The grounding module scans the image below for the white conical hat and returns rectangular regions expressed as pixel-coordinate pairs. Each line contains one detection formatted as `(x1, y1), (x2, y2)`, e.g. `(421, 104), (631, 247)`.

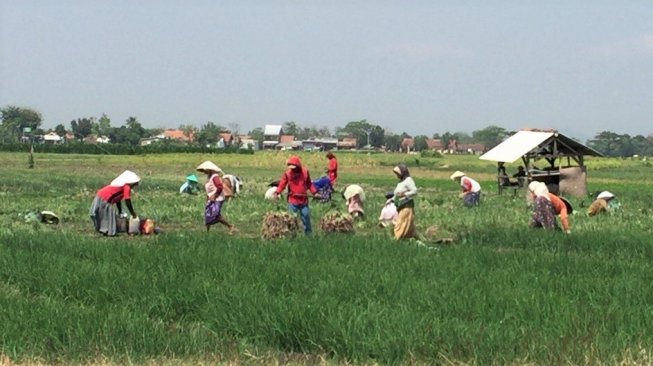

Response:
(196, 161), (223, 174)
(597, 191), (614, 200)
(450, 171), (465, 180)
(110, 170), (140, 187)
(343, 184), (365, 202)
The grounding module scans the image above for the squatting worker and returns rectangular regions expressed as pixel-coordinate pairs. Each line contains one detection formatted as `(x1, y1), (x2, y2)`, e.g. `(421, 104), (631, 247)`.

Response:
(588, 191), (617, 216)
(326, 151), (338, 186)
(196, 161), (237, 234)
(274, 155), (319, 235)
(392, 164), (418, 240)
(89, 170), (140, 236)
(450, 171), (481, 207)
(528, 181), (557, 230)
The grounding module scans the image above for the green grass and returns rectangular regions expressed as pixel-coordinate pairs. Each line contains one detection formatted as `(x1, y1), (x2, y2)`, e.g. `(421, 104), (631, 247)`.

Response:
(1, 151), (653, 365)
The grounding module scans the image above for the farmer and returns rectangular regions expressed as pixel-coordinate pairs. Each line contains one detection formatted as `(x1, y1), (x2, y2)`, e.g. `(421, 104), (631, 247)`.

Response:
(89, 170), (140, 236)
(196, 161), (237, 234)
(378, 192), (398, 228)
(450, 171), (481, 207)
(392, 164), (418, 240)
(265, 180), (279, 200)
(179, 174), (200, 194)
(343, 184), (365, 218)
(326, 151), (338, 186)
(548, 191), (572, 234)
(528, 181), (557, 230)
(273, 155), (319, 235)
(221, 174), (242, 200)
(588, 191), (618, 216)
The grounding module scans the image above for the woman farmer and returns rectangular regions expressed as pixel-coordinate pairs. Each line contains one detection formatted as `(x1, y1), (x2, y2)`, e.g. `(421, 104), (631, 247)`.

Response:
(391, 164), (418, 240)
(588, 191), (618, 216)
(450, 171), (481, 207)
(89, 170), (140, 236)
(273, 155), (319, 235)
(179, 174), (200, 194)
(196, 161), (237, 234)
(326, 151), (338, 186)
(548, 191), (572, 234)
(528, 181), (557, 230)
(343, 184), (365, 218)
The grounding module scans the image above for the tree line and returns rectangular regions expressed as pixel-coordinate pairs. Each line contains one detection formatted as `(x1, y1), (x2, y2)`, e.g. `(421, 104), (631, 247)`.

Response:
(1, 105), (652, 157)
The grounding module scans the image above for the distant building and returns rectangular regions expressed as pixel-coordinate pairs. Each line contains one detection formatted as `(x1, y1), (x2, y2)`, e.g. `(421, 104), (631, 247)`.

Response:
(277, 135), (302, 150)
(337, 137), (357, 150)
(238, 135), (260, 150)
(426, 138), (444, 151)
(163, 129), (193, 142)
(302, 138), (338, 152)
(401, 138), (415, 153)
(43, 132), (63, 144)
(263, 125), (283, 149)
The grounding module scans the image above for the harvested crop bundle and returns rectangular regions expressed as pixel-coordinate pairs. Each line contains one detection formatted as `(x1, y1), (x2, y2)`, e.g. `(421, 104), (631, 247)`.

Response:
(318, 212), (354, 234)
(261, 211), (299, 239)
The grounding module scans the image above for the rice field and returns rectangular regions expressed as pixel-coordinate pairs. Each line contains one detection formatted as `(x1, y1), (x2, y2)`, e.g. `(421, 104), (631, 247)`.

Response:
(1, 151), (652, 365)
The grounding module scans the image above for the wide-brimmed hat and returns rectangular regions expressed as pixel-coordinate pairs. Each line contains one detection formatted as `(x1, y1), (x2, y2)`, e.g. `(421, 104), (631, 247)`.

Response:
(450, 171), (465, 180)
(597, 191), (615, 200)
(110, 170), (141, 187)
(559, 197), (574, 214)
(196, 161), (223, 174)
(186, 174), (199, 183)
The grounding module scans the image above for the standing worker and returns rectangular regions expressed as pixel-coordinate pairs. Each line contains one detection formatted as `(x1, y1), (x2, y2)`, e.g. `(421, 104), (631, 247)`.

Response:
(197, 161), (237, 234)
(450, 171), (482, 207)
(274, 155), (319, 235)
(89, 170), (140, 236)
(326, 151), (338, 186)
(392, 164), (418, 240)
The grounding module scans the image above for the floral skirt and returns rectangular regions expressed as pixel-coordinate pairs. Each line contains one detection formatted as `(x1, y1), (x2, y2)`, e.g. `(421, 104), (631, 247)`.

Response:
(531, 196), (557, 230)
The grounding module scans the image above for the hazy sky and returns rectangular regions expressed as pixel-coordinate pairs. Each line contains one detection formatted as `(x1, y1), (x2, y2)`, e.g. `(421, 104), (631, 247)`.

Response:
(1, 1), (652, 140)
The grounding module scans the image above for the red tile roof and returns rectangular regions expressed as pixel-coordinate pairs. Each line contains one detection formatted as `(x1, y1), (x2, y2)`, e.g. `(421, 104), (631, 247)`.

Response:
(279, 135), (295, 144)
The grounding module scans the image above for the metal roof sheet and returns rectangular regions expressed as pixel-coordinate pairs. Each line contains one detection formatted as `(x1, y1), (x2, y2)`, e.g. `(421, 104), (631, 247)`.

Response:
(479, 131), (554, 163)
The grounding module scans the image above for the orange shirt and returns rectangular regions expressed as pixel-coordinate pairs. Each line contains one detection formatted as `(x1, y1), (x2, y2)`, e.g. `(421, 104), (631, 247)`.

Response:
(547, 193), (569, 231)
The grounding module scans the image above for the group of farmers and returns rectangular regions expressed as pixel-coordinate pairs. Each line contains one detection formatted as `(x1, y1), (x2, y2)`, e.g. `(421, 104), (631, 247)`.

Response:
(89, 153), (618, 239)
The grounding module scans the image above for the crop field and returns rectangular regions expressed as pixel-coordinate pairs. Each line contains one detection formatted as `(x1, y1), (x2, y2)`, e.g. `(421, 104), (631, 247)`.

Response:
(1, 151), (653, 365)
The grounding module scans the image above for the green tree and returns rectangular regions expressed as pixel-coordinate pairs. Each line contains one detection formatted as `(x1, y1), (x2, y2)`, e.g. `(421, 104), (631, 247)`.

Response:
(70, 117), (94, 141)
(283, 121), (299, 136)
(54, 124), (67, 137)
(247, 127), (264, 147)
(196, 121), (225, 145)
(338, 120), (384, 148)
(472, 125), (507, 149)
(125, 116), (145, 138)
(179, 124), (198, 143)
(0, 105), (43, 142)
(96, 113), (112, 137)
(383, 133), (402, 152)
(414, 135), (429, 151)
(587, 131), (625, 157)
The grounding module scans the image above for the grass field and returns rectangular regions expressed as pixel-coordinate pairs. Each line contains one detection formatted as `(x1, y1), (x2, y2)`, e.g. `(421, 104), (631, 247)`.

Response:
(1, 151), (652, 365)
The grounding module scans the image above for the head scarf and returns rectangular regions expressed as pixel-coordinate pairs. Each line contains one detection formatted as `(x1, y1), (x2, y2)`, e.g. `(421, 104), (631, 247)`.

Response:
(528, 181), (549, 200)
(393, 164), (410, 180)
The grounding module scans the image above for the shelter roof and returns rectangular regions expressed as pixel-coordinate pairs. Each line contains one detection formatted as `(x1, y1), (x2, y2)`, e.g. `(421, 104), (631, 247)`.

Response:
(479, 130), (603, 163)
(264, 125), (283, 136)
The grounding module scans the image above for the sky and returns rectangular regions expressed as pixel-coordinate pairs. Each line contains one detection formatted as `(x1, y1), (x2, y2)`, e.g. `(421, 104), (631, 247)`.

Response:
(1, 1), (652, 141)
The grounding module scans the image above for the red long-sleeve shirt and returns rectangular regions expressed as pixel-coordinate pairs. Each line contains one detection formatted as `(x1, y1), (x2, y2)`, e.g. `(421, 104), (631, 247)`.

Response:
(547, 193), (570, 231)
(327, 157), (338, 184)
(97, 184), (132, 204)
(276, 167), (317, 205)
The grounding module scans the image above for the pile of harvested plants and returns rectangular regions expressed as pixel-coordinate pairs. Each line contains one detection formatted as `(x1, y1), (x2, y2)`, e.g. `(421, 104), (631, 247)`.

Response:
(318, 212), (355, 234)
(261, 211), (300, 239)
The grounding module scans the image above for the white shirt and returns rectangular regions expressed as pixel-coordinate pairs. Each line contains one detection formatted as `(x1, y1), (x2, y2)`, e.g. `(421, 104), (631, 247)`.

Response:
(394, 177), (418, 198)
(461, 176), (481, 193)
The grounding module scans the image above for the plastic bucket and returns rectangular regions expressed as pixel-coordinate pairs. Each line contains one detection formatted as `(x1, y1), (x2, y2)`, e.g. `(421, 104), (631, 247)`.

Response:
(128, 218), (141, 235)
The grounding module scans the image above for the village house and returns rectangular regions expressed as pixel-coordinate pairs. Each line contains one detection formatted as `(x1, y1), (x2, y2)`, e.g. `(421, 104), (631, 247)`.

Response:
(337, 137), (357, 150)
(263, 125), (283, 149)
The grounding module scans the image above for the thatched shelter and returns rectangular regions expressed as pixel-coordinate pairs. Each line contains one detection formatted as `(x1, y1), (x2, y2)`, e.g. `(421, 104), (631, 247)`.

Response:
(479, 129), (603, 197)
